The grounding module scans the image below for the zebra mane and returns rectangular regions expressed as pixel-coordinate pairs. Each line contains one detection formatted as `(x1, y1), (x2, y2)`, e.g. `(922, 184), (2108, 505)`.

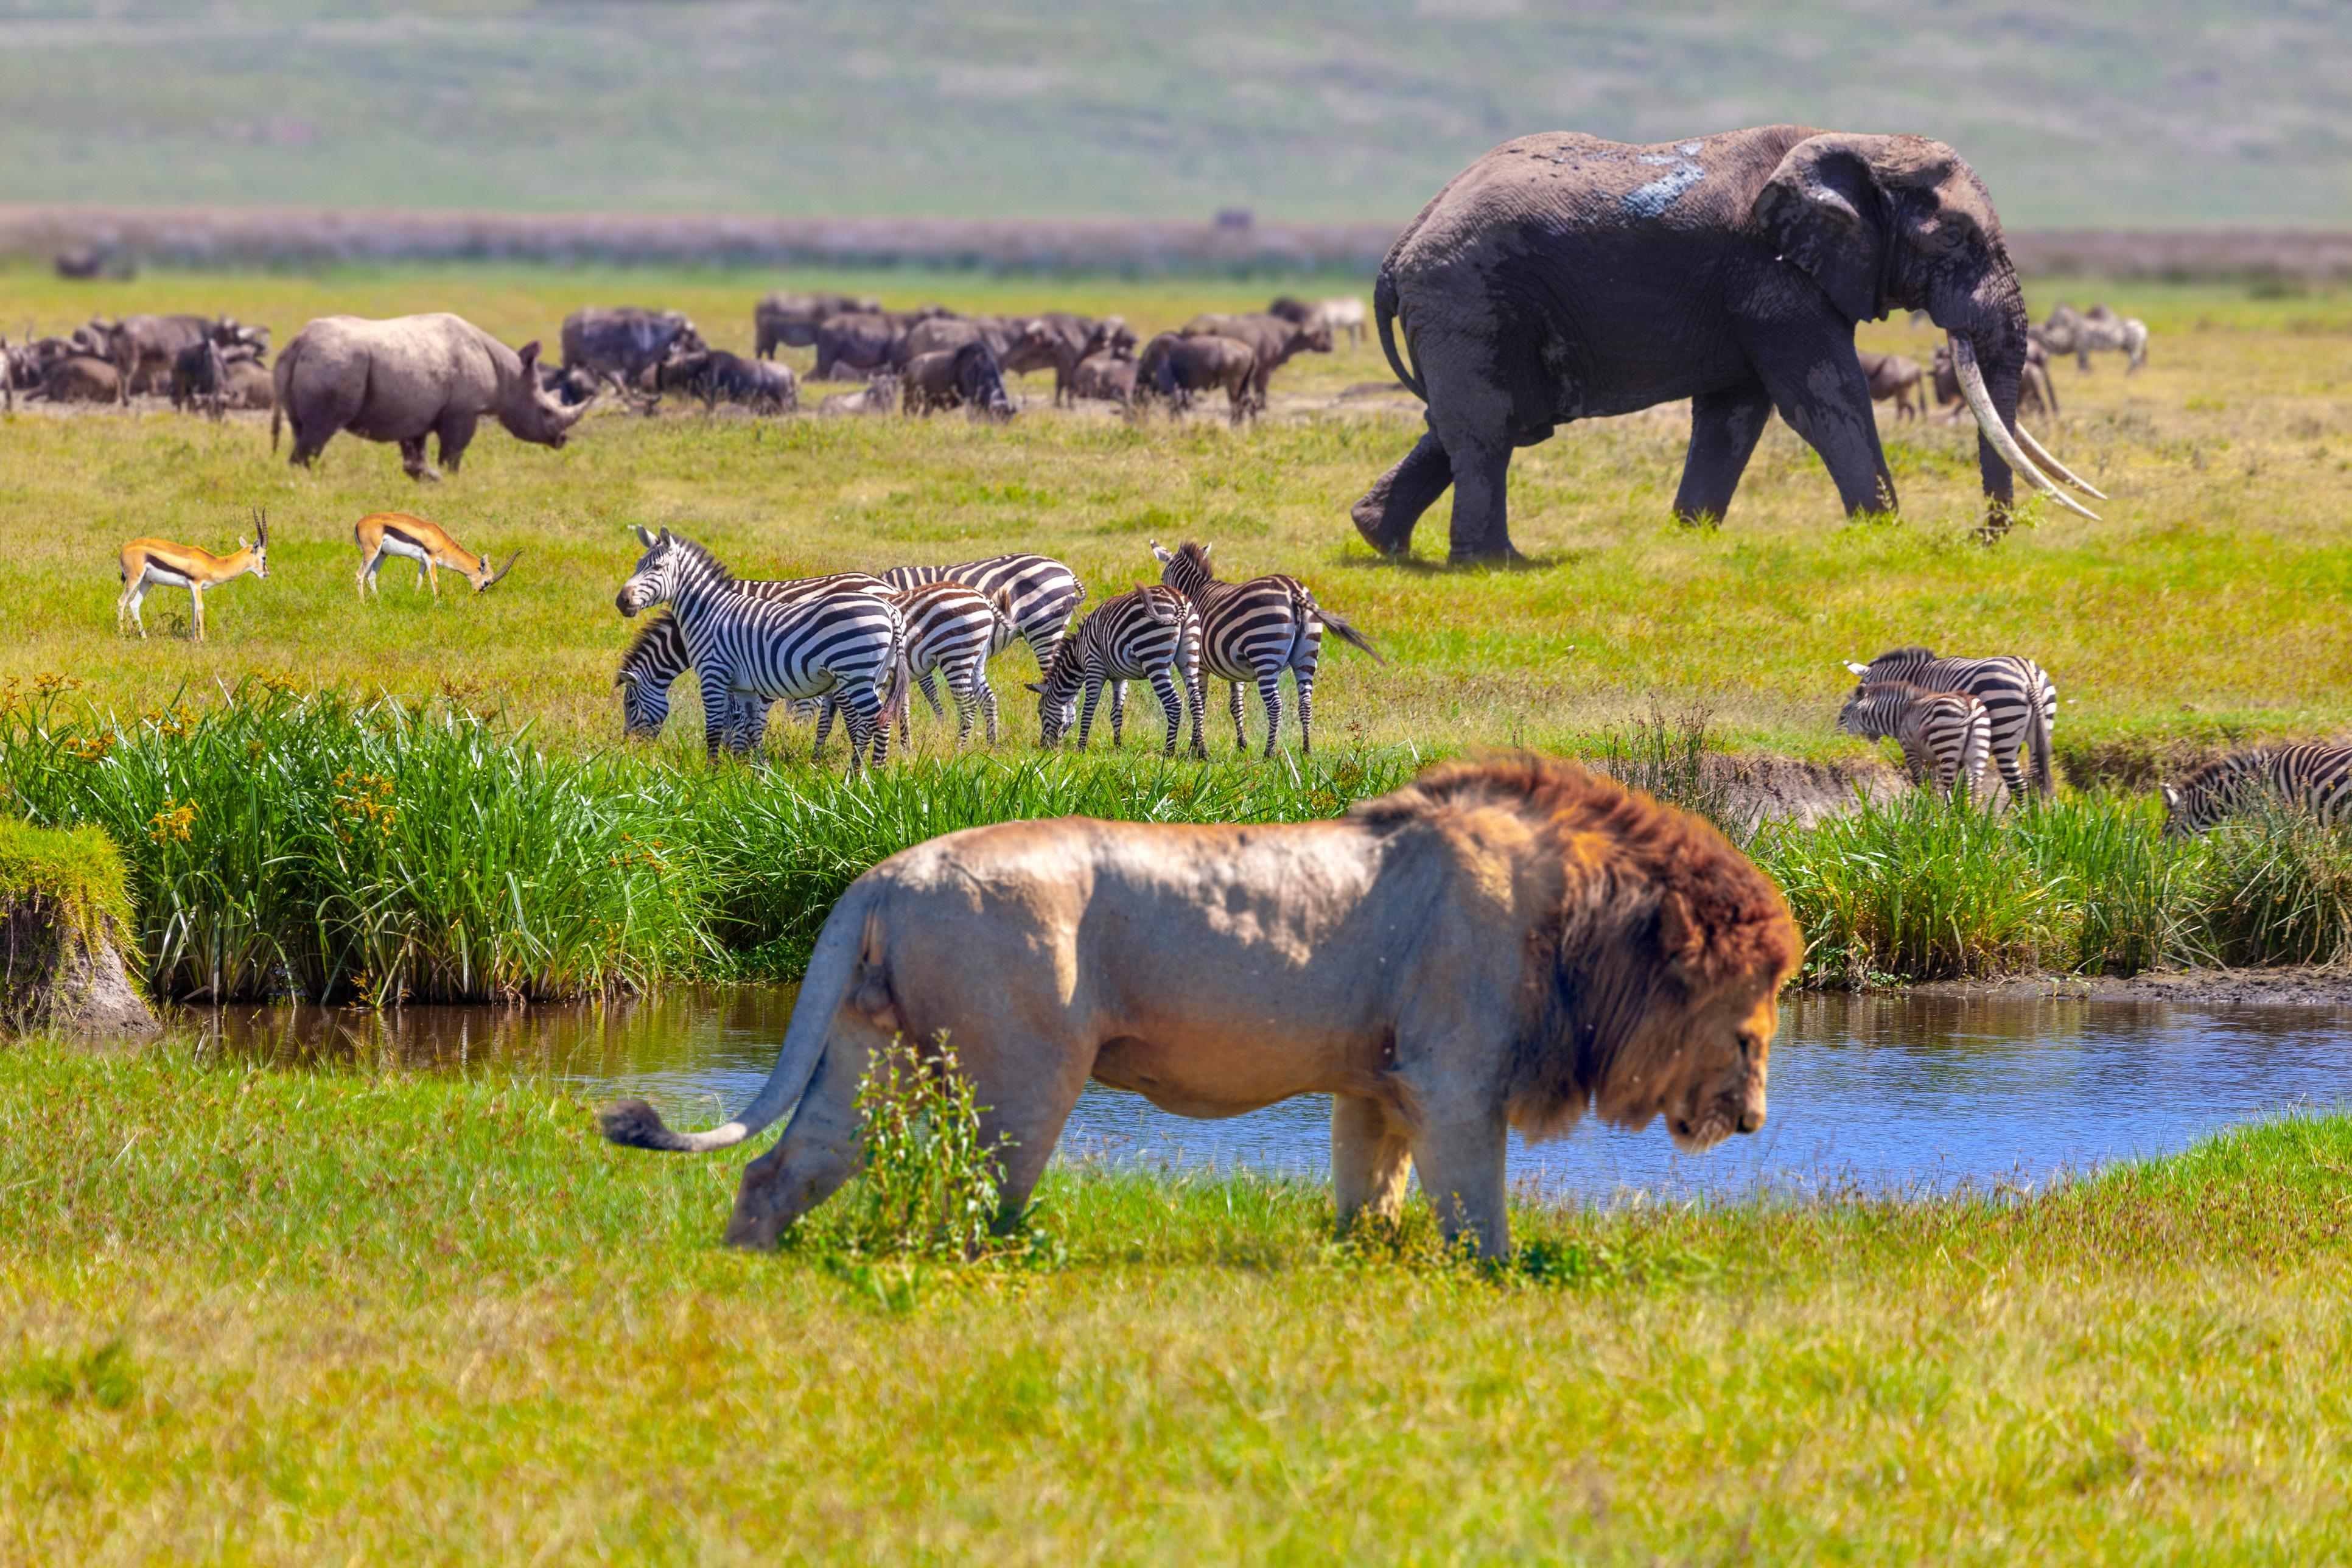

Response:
(1171, 541), (1217, 579)
(1872, 645), (1939, 662)
(664, 534), (735, 587)
(617, 610), (679, 677)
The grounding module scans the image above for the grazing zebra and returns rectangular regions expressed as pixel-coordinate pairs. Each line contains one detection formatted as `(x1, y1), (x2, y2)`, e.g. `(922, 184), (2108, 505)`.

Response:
(614, 529), (906, 768)
(808, 580), (1015, 751)
(1027, 585), (1205, 755)
(1838, 681), (1993, 799)
(615, 569), (894, 746)
(2161, 744), (2352, 838)
(1845, 648), (2057, 800)
(880, 553), (1085, 674)
(1149, 540), (1383, 757)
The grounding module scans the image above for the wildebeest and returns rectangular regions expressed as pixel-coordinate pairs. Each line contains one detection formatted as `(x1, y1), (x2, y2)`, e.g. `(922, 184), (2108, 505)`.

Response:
(36, 355), (122, 403)
(170, 339), (231, 418)
(1137, 332), (1258, 425)
(813, 312), (908, 381)
(902, 341), (1013, 421)
(1933, 338), (2056, 419)
(1270, 295), (1367, 348)
(1181, 312), (1332, 404)
(818, 370), (900, 417)
(273, 313), (588, 480)
(754, 292), (883, 357)
(895, 315), (1021, 369)
(657, 349), (799, 413)
(2032, 303), (2149, 373)
(1001, 313), (1125, 405)
(1068, 349), (1138, 408)
(108, 315), (211, 401)
(1855, 351), (1923, 421)
(560, 307), (704, 393)
(217, 357), (275, 411)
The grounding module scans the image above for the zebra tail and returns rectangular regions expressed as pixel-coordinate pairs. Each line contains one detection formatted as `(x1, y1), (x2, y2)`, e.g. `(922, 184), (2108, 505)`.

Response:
(1312, 592), (1387, 665)
(598, 877), (884, 1153)
(2028, 701), (2055, 797)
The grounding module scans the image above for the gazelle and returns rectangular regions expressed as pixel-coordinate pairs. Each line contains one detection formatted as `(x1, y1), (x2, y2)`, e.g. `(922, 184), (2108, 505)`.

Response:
(117, 509), (269, 641)
(353, 512), (520, 598)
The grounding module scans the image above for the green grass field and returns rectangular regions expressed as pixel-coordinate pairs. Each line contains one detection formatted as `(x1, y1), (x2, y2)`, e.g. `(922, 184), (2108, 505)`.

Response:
(5, 263), (2350, 772)
(5, 1039), (2351, 1563)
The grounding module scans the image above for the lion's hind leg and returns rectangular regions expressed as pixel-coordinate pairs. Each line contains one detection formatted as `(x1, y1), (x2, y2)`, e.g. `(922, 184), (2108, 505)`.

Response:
(1332, 1094), (1413, 1232)
(723, 1023), (883, 1249)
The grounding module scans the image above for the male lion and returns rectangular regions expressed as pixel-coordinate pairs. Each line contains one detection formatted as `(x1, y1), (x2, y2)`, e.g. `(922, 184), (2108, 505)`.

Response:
(600, 757), (1801, 1256)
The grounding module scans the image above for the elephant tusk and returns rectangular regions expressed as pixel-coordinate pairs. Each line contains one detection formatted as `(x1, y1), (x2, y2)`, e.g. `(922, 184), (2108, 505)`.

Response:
(1950, 335), (2099, 522)
(2013, 422), (2109, 500)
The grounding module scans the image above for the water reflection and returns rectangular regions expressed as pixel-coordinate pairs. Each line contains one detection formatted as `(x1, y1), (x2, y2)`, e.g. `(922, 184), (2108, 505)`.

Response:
(187, 986), (2352, 1202)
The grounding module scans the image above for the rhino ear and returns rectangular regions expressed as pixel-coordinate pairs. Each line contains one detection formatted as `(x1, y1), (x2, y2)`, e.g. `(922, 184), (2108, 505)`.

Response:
(517, 340), (542, 369)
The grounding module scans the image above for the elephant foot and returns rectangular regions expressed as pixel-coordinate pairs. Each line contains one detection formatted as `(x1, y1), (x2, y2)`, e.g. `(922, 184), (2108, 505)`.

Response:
(1349, 488), (1415, 556)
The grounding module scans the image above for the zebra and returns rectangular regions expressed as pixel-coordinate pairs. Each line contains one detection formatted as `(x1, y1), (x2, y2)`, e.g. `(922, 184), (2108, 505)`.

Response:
(615, 569), (892, 746)
(1838, 681), (1992, 799)
(1026, 584), (1205, 755)
(1149, 540), (1383, 757)
(1845, 648), (2056, 800)
(2161, 744), (2352, 838)
(880, 553), (1085, 676)
(614, 529), (906, 768)
(806, 580), (1015, 751)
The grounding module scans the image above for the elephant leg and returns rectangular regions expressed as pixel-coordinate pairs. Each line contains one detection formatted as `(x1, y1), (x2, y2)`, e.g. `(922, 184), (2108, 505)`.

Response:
(398, 437), (439, 483)
(1674, 383), (1774, 525)
(1350, 429), (1453, 556)
(1758, 349), (1897, 517)
(1332, 1095), (1414, 1230)
(1435, 424), (1519, 564)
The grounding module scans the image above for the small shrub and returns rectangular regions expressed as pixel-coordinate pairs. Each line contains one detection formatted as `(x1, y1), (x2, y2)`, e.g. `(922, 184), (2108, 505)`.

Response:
(2196, 806), (2352, 966)
(830, 1032), (1020, 1264)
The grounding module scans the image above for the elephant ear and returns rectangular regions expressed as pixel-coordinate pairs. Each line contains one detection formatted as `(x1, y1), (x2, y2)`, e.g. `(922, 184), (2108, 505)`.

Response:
(1754, 135), (1891, 323)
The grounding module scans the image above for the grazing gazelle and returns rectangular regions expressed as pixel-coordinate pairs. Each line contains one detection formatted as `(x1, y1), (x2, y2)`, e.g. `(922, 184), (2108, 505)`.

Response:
(116, 509), (269, 641)
(353, 511), (520, 598)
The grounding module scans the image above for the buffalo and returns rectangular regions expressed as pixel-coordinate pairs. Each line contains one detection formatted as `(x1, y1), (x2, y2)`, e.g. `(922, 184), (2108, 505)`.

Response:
(273, 313), (587, 481)
(1181, 312), (1331, 404)
(902, 341), (1013, 421)
(1001, 313), (1124, 405)
(657, 349), (799, 413)
(1068, 349), (1138, 408)
(754, 292), (882, 357)
(1136, 332), (1258, 425)
(560, 307), (704, 394)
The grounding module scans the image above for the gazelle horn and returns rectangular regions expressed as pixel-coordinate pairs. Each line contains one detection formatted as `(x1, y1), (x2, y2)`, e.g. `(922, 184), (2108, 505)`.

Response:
(489, 550), (522, 587)
(2012, 424), (2109, 500)
(1948, 335), (2099, 522)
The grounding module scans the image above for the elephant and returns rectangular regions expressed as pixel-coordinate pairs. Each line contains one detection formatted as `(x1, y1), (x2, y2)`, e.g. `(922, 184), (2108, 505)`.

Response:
(1351, 126), (2103, 562)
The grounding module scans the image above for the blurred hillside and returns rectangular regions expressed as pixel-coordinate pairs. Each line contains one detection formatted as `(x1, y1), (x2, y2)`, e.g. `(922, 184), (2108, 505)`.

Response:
(0, 1), (2344, 227)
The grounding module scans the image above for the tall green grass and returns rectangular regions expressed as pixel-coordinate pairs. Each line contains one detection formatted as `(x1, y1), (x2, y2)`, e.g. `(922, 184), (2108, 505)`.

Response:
(0, 682), (1418, 1001)
(12, 678), (2352, 998)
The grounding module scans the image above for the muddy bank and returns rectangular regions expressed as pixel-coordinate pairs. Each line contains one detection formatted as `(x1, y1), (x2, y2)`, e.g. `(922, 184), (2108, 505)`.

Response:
(1906, 968), (2352, 1006)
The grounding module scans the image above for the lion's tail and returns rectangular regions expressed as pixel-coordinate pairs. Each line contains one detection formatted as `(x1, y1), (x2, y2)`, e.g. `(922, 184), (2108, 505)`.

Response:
(598, 878), (884, 1153)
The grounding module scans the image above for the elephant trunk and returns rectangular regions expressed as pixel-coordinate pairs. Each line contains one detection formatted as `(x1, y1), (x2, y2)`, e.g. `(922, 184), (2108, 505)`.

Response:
(1936, 279), (2102, 522)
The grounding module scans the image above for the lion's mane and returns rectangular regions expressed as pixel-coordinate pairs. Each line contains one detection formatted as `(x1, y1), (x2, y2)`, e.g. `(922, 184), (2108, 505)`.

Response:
(1351, 755), (1802, 1136)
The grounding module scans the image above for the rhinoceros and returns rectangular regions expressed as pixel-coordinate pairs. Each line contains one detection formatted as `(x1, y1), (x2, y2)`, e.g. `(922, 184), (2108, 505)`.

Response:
(272, 313), (586, 481)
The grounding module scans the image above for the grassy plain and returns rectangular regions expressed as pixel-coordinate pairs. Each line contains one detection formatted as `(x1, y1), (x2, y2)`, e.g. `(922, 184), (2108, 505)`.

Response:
(4, 263), (2351, 772)
(4, 1039), (2350, 1563)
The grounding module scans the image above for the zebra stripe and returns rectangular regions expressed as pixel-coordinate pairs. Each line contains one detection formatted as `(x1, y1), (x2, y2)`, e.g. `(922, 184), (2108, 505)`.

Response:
(617, 569), (891, 743)
(1150, 540), (1381, 757)
(810, 580), (1012, 751)
(2162, 744), (2352, 837)
(1851, 647), (2056, 799)
(1032, 584), (1204, 755)
(881, 553), (1084, 671)
(615, 532), (905, 768)
(1838, 681), (1993, 799)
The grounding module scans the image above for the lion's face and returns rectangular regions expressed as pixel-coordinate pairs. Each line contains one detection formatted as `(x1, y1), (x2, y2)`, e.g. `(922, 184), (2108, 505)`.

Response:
(1597, 973), (1780, 1154)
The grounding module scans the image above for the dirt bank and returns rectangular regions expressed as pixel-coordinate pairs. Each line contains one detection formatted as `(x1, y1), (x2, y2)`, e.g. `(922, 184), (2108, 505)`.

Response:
(1906, 968), (2352, 1007)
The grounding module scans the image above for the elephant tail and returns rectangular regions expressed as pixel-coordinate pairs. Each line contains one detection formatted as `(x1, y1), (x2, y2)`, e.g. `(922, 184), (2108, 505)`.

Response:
(1374, 265), (1424, 403)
